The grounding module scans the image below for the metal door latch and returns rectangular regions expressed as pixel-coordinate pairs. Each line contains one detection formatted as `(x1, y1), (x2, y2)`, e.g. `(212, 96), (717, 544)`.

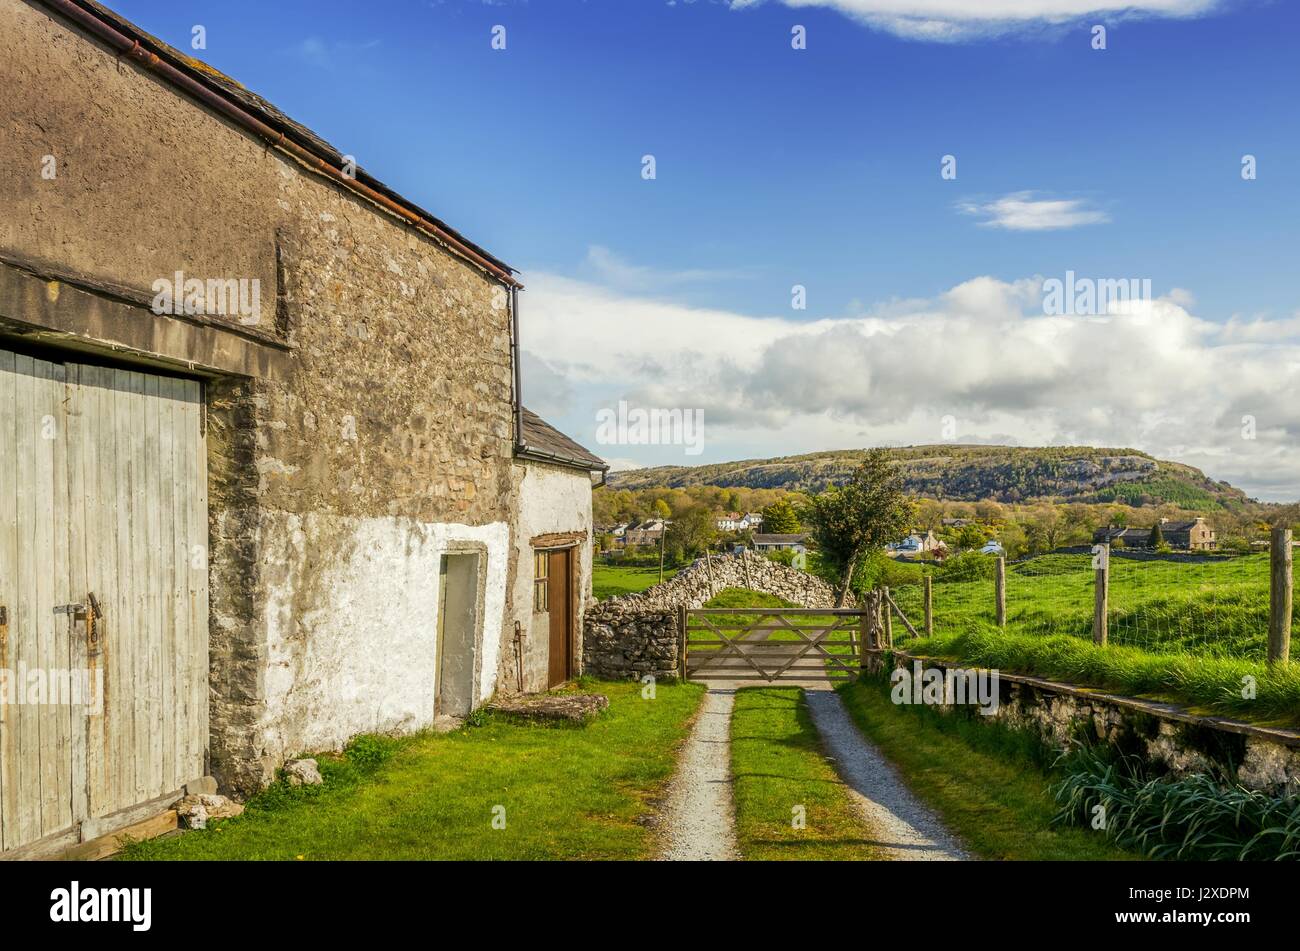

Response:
(54, 603), (87, 620)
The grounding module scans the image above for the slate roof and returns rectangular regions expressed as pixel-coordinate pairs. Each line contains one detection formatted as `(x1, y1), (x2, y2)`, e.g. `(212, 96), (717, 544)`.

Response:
(753, 533), (808, 545)
(518, 407), (608, 473)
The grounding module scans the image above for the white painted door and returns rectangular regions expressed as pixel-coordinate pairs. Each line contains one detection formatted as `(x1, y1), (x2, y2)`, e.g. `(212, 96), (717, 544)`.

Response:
(0, 348), (209, 852)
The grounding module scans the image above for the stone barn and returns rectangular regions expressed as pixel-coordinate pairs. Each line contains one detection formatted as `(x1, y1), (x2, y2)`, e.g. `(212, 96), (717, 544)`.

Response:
(0, 0), (580, 856)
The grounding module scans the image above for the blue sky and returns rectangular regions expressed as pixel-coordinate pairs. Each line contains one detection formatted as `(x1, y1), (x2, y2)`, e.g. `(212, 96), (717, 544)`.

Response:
(112, 0), (1300, 499)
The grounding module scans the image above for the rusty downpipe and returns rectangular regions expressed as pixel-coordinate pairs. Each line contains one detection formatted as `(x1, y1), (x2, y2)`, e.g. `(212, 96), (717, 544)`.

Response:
(510, 285), (524, 451)
(38, 0), (522, 290)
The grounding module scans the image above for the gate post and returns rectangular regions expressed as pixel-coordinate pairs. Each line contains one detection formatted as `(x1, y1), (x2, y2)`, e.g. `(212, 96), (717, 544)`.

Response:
(1270, 527), (1293, 664)
(859, 605), (871, 667)
(677, 604), (688, 681)
(881, 586), (893, 647)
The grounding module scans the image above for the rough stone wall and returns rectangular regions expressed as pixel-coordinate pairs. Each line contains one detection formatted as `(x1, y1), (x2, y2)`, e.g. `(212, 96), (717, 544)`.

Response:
(871, 653), (1300, 796)
(582, 553), (842, 680)
(3, 2), (519, 794)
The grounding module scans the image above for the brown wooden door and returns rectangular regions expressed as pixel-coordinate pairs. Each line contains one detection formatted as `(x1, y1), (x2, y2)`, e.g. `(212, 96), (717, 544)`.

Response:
(546, 549), (572, 687)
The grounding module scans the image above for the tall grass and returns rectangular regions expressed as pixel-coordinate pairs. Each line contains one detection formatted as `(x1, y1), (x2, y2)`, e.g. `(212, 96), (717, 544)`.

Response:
(1053, 746), (1300, 861)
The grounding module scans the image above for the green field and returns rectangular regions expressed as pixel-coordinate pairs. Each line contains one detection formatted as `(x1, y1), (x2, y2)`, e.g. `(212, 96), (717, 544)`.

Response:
(888, 553), (1300, 725)
(895, 552), (1285, 658)
(121, 680), (704, 861)
(592, 563), (679, 600)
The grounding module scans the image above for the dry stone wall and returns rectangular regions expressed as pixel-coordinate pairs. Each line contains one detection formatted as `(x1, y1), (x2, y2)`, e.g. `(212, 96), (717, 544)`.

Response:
(867, 652), (1300, 796)
(583, 553), (844, 680)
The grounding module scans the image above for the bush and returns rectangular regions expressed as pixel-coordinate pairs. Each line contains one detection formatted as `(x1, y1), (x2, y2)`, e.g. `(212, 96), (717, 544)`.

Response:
(934, 551), (996, 583)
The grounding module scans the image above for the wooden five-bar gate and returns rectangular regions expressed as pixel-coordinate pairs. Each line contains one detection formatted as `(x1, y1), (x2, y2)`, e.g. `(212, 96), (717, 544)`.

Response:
(681, 607), (868, 683)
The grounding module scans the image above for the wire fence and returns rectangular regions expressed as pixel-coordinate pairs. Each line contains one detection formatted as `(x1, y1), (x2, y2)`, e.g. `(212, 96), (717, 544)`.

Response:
(887, 542), (1292, 662)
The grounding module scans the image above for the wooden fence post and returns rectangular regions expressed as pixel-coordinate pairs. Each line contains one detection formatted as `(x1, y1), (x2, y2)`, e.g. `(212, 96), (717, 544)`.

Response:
(923, 575), (934, 637)
(994, 557), (1006, 628)
(677, 604), (688, 681)
(859, 605), (871, 667)
(1092, 543), (1109, 646)
(1270, 527), (1293, 664)
(881, 586), (893, 647)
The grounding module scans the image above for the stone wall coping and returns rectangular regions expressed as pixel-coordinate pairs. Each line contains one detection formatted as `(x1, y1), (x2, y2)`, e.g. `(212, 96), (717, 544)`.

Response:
(877, 647), (1300, 749)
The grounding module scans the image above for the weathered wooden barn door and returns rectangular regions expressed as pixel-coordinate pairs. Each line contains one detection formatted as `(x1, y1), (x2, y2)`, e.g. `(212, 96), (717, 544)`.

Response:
(0, 348), (208, 854)
(0, 350), (73, 852)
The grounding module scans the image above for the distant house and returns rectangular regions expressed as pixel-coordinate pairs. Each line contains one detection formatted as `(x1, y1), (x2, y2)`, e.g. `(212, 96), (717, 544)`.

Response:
(941, 518), (975, 528)
(1094, 517), (1216, 551)
(885, 529), (946, 557)
(979, 539), (1005, 556)
(715, 511), (745, 532)
(753, 533), (808, 553)
(625, 518), (669, 547)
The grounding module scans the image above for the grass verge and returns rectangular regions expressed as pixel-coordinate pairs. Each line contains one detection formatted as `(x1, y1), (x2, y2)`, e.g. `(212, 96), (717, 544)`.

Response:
(592, 563), (679, 600)
(836, 675), (1137, 860)
(122, 679), (704, 861)
(900, 626), (1300, 728)
(730, 686), (885, 860)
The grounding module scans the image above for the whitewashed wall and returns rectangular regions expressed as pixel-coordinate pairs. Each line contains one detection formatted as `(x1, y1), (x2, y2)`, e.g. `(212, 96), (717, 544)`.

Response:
(254, 511), (510, 766)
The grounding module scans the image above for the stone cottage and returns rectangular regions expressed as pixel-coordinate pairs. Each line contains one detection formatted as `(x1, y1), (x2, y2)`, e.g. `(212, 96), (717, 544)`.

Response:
(0, 0), (598, 856)
(510, 409), (608, 693)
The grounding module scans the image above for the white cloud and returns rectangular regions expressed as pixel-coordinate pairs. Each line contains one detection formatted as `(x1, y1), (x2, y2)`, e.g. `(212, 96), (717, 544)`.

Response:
(581, 245), (754, 294)
(291, 36), (381, 69)
(958, 192), (1110, 231)
(730, 0), (1222, 41)
(520, 270), (1300, 501)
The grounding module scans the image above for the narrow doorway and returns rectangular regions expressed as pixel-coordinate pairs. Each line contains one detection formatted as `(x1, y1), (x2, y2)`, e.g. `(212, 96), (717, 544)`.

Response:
(546, 548), (573, 688)
(436, 552), (481, 718)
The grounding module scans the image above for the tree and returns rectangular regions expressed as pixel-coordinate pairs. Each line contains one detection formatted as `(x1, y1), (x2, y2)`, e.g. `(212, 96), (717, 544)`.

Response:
(664, 505), (717, 563)
(761, 498), (800, 534)
(802, 449), (915, 607)
(1148, 520), (1166, 550)
(653, 498), (671, 520)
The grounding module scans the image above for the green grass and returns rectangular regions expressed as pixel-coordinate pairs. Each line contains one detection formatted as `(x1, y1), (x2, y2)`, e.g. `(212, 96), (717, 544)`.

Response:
(836, 675), (1137, 860)
(121, 679), (705, 861)
(592, 563), (679, 600)
(888, 552), (1300, 726)
(730, 687), (885, 860)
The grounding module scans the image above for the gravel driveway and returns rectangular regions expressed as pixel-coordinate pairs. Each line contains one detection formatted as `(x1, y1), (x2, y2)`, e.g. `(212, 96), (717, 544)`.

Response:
(656, 686), (741, 860)
(657, 678), (968, 861)
(804, 685), (969, 860)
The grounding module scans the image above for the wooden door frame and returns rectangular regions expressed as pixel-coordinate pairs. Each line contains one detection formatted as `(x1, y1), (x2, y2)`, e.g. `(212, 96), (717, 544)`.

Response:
(541, 544), (578, 685)
(434, 542), (488, 719)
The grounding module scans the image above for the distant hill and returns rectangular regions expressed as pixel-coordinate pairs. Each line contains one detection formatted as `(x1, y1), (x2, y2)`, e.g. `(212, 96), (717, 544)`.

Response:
(605, 445), (1252, 510)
